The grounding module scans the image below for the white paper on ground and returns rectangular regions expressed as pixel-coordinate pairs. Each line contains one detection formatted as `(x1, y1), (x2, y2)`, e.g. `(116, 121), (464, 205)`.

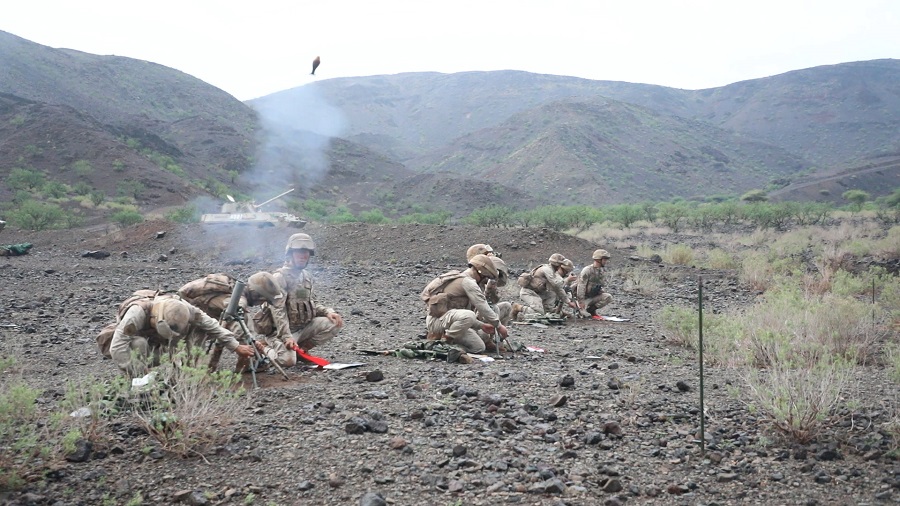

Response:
(468, 354), (495, 362)
(131, 371), (156, 388)
(322, 363), (367, 370)
(600, 316), (630, 322)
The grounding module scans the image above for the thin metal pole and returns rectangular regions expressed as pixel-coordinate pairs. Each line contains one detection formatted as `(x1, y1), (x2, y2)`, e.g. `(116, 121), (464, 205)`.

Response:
(698, 275), (705, 456)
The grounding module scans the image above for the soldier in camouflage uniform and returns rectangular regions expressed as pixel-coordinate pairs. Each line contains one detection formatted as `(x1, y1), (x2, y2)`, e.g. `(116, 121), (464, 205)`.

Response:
(108, 296), (253, 378)
(252, 233), (344, 368)
(422, 254), (508, 360)
(516, 253), (576, 320)
(177, 272), (284, 372)
(465, 244), (516, 327)
(576, 249), (614, 317)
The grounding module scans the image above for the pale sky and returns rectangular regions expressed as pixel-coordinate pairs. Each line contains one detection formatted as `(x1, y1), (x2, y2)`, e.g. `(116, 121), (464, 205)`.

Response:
(3, 0), (898, 101)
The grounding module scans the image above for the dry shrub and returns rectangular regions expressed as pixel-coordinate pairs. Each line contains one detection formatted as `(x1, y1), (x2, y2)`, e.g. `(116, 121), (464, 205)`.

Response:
(653, 305), (741, 365)
(622, 265), (662, 295)
(663, 244), (694, 265)
(740, 252), (774, 291)
(873, 225), (900, 260)
(634, 244), (657, 259)
(131, 349), (248, 457)
(744, 358), (852, 443)
(704, 248), (739, 270)
(740, 286), (887, 366)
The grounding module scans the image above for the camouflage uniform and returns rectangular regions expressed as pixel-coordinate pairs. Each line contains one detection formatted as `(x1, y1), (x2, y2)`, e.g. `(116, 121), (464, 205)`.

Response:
(109, 297), (242, 378)
(577, 264), (613, 315)
(251, 264), (341, 368)
(518, 264), (571, 319)
(425, 268), (501, 354)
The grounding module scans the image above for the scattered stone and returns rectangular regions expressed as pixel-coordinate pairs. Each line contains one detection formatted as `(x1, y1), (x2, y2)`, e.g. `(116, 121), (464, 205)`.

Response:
(328, 473), (345, 488)
(603, 421), (623, 437)
(559, 375), (575, 388)
(717, 473), (738, 483)
(359, 492), (387, 506)
(81, 250), (110, 259)
(548, 394), (568, 407)
(608, 362), (619, 370)
(366, 370), (384, 382)
(601, 478), (623, 493)
(345, 418), (368, 434)
(156, 231), (166, 239)
(65, 439), (92, 462)
(452, 444), (467, 457)
(675, 380), (691, 392)
(297, 481), (314, 491)
(157, 254), (168, 262)
(815, 449), (841, 461)
(667, 484), (689, 495)
(368, 420), (389, 433)
(607, 378), (623, 390)
(388, 437), (407, 450)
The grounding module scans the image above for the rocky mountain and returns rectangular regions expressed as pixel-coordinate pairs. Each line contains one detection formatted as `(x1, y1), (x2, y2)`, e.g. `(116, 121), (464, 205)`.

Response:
(1, 29), (898, 224)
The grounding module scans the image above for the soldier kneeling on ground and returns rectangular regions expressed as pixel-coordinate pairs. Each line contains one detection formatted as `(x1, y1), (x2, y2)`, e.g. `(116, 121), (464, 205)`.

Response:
(99, 293), (253, 378)
(178, 271), (285, 372)
(421, 254), (509, 363)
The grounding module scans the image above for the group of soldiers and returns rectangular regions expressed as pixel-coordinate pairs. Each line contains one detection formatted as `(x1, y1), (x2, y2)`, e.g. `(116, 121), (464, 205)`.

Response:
(96, 233), (342, 378)
(420, 244), (613, 363)
(96, 233), (614, 374)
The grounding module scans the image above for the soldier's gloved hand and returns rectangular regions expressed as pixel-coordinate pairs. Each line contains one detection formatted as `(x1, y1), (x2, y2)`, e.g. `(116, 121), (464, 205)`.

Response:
(481, 323), (496, 335)
(285, 338), (297, 350)
(234, 344), (255, 357)
(497, 324), (508, 339)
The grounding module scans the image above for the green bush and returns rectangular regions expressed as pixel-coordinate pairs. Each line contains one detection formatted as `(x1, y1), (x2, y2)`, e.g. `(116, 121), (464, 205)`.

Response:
(465, 205), (512, 227)
(8, 200), (67, 230)
(166, 205), (199, 224)
(6, 168), (45, 191)
(90, 190), (106, 206)
(43, 180), (68, 198)
(72, 160), (93, 178)
(397, 211), (451, 225)
(358, 209), (389, 224)
(111, 209), (144, 227)
(73, 182), (93, 196)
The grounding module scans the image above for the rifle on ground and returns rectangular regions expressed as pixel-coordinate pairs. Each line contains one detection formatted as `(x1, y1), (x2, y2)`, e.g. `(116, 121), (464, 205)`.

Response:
(222, 280), (289, 388)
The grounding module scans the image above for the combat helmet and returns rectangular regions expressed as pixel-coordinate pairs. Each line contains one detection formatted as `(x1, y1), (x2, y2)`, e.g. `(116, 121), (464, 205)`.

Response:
(560, 258), (575, 274)
(246, 271), (283, 305)
(548, 253), (566, 268)
(150, 298), (192, 339)
(490, 256), (509, 287)
(468, 254), (499, 279)
(592, 249), (611, 260)
(466, 243), (494, 261)
(285, 233), (316, 256)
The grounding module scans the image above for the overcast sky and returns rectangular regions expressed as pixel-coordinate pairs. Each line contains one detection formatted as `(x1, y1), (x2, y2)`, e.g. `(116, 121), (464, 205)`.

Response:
(3, 0), (898, 101)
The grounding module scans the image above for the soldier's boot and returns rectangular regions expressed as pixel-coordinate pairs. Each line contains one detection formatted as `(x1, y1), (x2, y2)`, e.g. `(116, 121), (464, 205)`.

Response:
(207, 345), (225, 373)
(457, 353), (474, 364)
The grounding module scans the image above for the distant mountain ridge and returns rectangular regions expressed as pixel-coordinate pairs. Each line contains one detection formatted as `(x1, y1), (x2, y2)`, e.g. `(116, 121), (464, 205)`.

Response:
(1, 29), (897, 222)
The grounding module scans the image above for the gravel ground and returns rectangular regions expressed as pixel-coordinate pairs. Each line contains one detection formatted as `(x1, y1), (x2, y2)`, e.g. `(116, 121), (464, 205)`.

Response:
(1, 221), (898, 506)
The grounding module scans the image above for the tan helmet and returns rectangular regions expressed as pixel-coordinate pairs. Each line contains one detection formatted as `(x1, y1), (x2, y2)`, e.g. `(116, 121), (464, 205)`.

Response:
(246, 271), (282, 305)
(592, 249), (611, 260)
(465, 243), (494, 261)
(548, 253), (566, 268)
(285, 233), (316, 256)
(560, 258), (575, 274)
(468, 254), (499, 279)
(490, 256), (509, 287)
(151, 298), (192, 340)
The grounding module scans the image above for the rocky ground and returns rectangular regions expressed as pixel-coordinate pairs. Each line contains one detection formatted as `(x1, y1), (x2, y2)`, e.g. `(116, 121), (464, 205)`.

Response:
(1, 221), (898, 506)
